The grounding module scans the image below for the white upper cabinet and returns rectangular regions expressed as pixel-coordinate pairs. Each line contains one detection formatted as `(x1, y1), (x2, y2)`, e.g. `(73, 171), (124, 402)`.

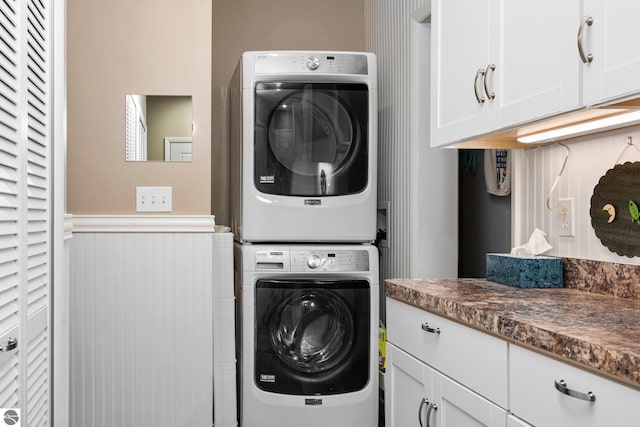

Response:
(432, 0), (586, 147)
(495, 0), (581, 130)
(431, 0), (492, 146)
(582, 0), (640, 105)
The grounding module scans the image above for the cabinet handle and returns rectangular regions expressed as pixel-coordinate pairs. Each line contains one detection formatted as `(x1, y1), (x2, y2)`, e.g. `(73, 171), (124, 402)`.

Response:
(483, 64), (496, 100)
(421, 322), (440, 334)
(425, 403), (438, 427)
(0, 337), (17, 353)
(418, 398), (429, 427)
(474, 68), (486, 103)
(554, 379), (596, 402)
(577, 15), (594, 63)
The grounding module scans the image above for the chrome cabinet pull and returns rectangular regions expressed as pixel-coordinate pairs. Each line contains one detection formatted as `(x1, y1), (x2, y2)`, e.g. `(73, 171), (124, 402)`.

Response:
(418, 398), (429, 427)
(555, 379), (596, 402)
(577, 15), (594, 63)
(421, 322), (440, 334)
(425, 403), (438, 427)
(483, 64), (496, 100)
(0, 337), (17, 353)
(474, 68), (486, 103)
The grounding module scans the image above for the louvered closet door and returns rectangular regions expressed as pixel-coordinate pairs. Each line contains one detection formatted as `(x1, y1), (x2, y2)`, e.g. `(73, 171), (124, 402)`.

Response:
(0, 0), (51, 425)
(0, 0), (23, 412)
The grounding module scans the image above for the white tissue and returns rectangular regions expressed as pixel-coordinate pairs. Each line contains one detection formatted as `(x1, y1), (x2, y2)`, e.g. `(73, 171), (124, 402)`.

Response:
(510, 228), (552, 257)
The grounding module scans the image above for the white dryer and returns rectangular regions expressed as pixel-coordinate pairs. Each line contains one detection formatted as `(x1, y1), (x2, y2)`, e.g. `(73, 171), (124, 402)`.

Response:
(229, 51), (377, 243)
(234, 243), (379, 427)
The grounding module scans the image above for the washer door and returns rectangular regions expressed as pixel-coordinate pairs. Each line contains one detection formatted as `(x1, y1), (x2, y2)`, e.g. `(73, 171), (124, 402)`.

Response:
(255, 279), (370, 395)
(254, 83), (369, 197)
(270, 291), (354, 373)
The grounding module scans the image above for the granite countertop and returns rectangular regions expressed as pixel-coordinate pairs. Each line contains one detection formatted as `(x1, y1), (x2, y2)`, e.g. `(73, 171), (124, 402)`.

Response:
(385, 278), (640, 389)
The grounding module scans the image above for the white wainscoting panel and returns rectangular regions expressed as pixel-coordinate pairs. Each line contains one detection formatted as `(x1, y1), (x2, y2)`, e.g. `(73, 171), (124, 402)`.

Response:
(513, 125), (640, 265)
(70, 225), (232, 427)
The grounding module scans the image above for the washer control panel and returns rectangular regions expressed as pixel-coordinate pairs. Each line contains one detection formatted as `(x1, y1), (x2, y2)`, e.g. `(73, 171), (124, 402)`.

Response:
(290, 250), (370, 272)
(254, 53), (368, 75)
(254, 249), (370, 272)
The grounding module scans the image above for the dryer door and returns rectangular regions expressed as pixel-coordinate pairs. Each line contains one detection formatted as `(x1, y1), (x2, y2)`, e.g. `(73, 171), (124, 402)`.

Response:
(254, 279), (370, 395)
(254, 83), (369, 197)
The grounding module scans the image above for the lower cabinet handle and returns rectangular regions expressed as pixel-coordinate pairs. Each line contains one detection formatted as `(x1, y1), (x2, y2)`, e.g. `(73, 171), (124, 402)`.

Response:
(418, 398), (429, 427)
(425, 403), (438, 427)
(421, 323), (440, 334)
(554, 379), (596, 402)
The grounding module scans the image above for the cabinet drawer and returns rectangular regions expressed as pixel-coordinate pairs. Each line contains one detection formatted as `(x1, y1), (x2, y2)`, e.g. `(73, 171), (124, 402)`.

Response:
(386, 297), (508, 408)
(510, 344), (640, 427)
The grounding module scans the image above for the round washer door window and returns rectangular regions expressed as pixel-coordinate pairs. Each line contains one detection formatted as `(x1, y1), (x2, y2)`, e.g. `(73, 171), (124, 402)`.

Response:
(269, 291), (354, 373)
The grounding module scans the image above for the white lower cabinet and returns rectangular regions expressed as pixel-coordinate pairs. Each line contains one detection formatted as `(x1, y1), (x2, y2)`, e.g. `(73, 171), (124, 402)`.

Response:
(385, 297), (640, 427)
(510, 344), (640, 427)
(386, 297), (508, 408)
(385, 343), (507, 427)
(385, 343), (433, 427)
(385, 297), (509, 427)
(436, 372), (507, 427)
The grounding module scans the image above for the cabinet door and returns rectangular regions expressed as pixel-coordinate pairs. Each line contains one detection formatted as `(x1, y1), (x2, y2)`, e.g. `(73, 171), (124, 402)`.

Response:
(385, 344), (434, 427)
(583, 1), (640, 104)
(431, 0), (492, 146)
(495, 0), (581, 129)
(434, 373), (507, 427)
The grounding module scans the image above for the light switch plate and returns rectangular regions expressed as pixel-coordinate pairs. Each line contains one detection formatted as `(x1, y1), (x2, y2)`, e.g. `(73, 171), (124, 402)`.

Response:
(136, 186), (172, 212)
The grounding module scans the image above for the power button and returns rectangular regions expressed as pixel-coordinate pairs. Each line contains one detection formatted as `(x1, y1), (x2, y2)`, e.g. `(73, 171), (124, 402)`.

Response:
(307, 254), (322, 269)
(306, 56), (320, 70)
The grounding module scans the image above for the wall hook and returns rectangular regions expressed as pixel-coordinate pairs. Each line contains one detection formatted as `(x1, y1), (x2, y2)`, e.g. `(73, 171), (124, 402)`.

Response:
(614, 136), (640, 166)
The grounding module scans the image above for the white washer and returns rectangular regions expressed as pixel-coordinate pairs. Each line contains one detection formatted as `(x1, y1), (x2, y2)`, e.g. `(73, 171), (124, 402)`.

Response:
(234, 243), (379, 427)
(229, 51), (377, 243)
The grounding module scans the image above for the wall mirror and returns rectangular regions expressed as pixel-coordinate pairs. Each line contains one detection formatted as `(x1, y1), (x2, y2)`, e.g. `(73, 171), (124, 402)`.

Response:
(125, 95), (193, 161)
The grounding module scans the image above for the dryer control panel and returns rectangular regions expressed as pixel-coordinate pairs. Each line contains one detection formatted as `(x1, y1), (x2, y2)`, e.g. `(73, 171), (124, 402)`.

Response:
(254, 249), (370, 272)
(254, 53), (368, 75)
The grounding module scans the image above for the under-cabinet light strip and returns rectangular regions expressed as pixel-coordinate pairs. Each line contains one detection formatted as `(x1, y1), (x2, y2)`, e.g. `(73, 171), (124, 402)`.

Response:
(517, 110), (640, 144)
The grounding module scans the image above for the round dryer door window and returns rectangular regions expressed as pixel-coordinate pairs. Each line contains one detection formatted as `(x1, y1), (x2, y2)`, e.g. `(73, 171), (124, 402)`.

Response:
(268, 92), (354, 177)
(269, 291), (354, 373)
(254, 83), (369, 197)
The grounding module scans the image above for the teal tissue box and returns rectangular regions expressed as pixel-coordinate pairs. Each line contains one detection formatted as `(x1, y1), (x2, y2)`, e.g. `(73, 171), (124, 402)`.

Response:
(486, 253), (563, 288)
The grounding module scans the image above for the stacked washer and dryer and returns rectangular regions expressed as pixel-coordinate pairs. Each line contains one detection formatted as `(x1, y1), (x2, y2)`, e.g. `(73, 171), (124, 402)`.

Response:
(229, 51), (379, 427)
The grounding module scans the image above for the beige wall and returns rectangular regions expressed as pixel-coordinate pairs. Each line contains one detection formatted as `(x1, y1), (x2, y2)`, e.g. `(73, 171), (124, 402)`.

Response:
(211, 0), (365, 225)
(67, 0), (364, 217)
(67, 0), (212, 214)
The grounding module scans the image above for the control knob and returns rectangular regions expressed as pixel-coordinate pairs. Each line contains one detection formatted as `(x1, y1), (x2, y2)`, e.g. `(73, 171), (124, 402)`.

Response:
(306, 56), (320, 70)
(307, 254), (322, 269)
